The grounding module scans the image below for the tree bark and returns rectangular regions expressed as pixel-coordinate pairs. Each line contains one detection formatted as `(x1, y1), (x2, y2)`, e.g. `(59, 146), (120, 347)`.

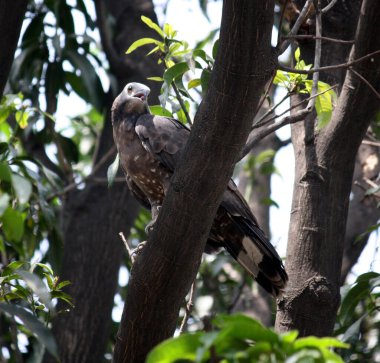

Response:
(0, 0), (28, 97)
(276, 0), (380, 336)
(113, 1), (276, 362)
(341, 142), (380, 282)
(44, 1), (163, 362)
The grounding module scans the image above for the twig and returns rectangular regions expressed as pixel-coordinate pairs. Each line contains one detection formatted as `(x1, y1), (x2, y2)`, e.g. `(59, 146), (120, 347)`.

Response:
(252, 91), (291, 129)
(283, 34), (354, 45)
(47, 145), (116, 200)
(253, 73), (276, 120)
(178, 280), (196, 334)
(119, 232), (136, 263)
(94, 0), (133, 76)
(239, 108), (309, 161)
(227, 276), (247, 313)
(363, 177), (379, 190)
(351, 68), (380, 101)
(276, 0), (289, 49)
(306, 0), (322, 110)
(322, 0), (338, 13)
(362, 139), (380, 147)
(254, 84), (337, 130)
(278, 0), (314, 54)
(172, 82), (192, 126)
(278, 49), (380, 74)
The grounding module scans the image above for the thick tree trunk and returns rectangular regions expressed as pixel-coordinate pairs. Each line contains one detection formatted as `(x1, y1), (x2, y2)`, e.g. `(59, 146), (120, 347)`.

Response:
(44, 1), (162, 362)
(113, 1), (276, 362)
(0, 0), (28, 97)
(276, 0), (380, 336)
(341, 142), (380, 282)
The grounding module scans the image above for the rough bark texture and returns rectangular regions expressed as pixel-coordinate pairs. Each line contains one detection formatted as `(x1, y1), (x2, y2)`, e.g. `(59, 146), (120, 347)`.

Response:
(113, 1), (276, 362)
(341, 142), (380, 282)
(276, 0), (380, 336)
(0, 0), (28, 97)
(44, 1), (163, 362)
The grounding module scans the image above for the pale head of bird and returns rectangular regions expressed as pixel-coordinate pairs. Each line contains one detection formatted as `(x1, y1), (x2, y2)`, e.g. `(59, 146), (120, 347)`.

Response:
(111, 82), (151, 122)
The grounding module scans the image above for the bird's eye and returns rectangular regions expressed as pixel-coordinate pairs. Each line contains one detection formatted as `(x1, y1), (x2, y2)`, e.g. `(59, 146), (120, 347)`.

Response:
(127, 86), (132, 94)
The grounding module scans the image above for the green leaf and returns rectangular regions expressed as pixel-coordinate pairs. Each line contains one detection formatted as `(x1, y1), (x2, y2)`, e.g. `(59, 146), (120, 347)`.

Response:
(188, 78), (201, 89)
(0, 108), (10, 124)
(17, 270), (54, 311)
(147, 76), (164, 82)
(0, 194), (10, 216)
(35, 263), (54, 276)
(273, 70), (289, 86)
(11, 174), (32, 204)
(0, 162), (12, 182)
(15, 110), (29, 129)
(294, 336), (349, 350)
(1, 208), (24, 242)
(0, 142), (8, 156)
(149, 105), (173, 117)
(200, 69), (212, 94)
(141, 16), (165, 38)
(0, 303), (59, 359)
(146, 333), (202, 363)
(126, 38), (163, 54)
(213, 314), (279, 343)
(163, 62), (190, 86)
(295, 48), (301, 62)
(63, 49), (105, 111)
(107, 153), (119, 188)
(2, 261), (25, 276)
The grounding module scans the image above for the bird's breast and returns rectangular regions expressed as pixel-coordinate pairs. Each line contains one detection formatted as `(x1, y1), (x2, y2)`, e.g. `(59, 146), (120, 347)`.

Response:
(114, 125), (169, 204)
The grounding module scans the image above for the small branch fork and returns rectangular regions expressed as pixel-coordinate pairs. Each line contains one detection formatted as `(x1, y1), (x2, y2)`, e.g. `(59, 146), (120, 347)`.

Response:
(178, 280), (196, 335)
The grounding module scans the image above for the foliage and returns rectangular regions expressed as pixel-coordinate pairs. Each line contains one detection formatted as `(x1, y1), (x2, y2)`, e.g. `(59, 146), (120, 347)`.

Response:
(335, 272), (380, 362)
(126, 16), (217, 123)
(147, 314), (348, 363)
(274, 48), (337, 128)
(0, 91), (73, 359)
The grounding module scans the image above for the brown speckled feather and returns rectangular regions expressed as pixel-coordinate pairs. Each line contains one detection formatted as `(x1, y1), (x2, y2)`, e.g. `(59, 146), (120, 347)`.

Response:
(111, 82), (287, 297)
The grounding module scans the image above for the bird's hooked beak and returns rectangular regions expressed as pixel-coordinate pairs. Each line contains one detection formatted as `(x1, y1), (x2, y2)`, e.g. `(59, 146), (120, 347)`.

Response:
(132, 88), (150, 102)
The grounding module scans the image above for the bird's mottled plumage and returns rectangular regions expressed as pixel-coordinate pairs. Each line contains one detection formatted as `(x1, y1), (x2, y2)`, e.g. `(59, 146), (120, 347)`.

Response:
(111, 82), (287, 296)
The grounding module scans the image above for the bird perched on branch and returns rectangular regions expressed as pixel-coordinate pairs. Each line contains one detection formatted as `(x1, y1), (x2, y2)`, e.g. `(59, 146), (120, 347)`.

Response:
(111, 82), (287, 297)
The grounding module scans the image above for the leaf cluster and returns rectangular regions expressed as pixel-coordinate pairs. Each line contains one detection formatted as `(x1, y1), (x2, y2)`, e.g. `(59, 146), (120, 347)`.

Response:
(147, 314), (347, 363)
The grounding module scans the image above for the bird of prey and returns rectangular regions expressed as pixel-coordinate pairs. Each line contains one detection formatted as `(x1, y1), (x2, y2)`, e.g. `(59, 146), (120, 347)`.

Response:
(111, 82), (288, 296)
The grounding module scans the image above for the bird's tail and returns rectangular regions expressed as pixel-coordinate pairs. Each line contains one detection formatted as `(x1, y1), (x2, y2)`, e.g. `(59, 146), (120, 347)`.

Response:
(226, 216), (288, 297)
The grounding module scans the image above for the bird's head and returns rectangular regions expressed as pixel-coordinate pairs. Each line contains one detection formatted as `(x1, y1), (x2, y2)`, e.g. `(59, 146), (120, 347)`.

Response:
(111, 82), (151, 122)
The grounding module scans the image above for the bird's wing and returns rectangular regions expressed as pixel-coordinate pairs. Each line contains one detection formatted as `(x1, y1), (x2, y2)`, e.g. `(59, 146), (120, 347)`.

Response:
(220, 180), (288, 295)
(125, 174), (151, 209)
(135, 115), (190, 171)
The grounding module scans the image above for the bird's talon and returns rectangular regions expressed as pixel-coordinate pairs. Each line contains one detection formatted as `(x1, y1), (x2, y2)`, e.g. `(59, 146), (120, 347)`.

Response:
(131, 241), (147, 256)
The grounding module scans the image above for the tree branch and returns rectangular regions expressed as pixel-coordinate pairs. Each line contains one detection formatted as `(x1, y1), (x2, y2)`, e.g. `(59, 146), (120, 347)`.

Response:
(278, 0), (314, 54)
(278, 49), (380, 74)
(113, 2), (276, 362)
(351, 68), (380, 101)
(283, 34), (354, 44)
(306, 0), (322, 110)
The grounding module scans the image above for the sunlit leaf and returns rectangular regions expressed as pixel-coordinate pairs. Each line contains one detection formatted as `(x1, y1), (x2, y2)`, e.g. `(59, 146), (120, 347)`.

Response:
(126, 38), (163, 55)
(146, 333), (202, 363)
(150, 105), (173, 117)
(147, 76), (164, 82)
(163, 62), (190, 85)
(141, 16), (165, 38)
(188, 78), (201, 89)
(107, 153), (119, 188)
(11, 174), (32, 204)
